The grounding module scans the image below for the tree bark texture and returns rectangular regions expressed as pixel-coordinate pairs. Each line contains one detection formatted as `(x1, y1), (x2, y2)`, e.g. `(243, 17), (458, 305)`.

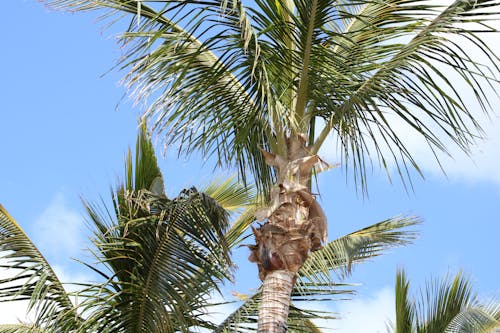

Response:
(249, 134), (329, 332)
(258, 270), (295, 333)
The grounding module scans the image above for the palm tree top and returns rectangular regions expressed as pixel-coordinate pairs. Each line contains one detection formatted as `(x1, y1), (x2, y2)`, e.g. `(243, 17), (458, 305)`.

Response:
(46, 0), (500, 193)
(391, 269), (500, 333)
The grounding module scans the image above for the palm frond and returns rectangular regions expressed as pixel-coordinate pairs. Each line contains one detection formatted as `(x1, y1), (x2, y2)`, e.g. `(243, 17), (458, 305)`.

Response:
(129, 120), (164, 194)
(78, 124), (234, 332)
(47, 0), (282, 195)
(298, 215), (421, 286)
(313, 0), (500, 189)
(201, 176), (255, 213)
(213, 289), (342, 333)
(0, 206), (79, 329)
(394, 269), (416, 333)
(445, 301), (500, 333)
(225, 204), (257, 249)
(417, 272), (476, 333)
(0, 324), (48, 333)
(389, 270), (500, 333)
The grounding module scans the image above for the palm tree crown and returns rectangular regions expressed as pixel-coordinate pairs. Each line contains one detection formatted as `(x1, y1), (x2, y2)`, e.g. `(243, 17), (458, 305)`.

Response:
(47, 0), (500, 192)
(391, 269), (500, 333)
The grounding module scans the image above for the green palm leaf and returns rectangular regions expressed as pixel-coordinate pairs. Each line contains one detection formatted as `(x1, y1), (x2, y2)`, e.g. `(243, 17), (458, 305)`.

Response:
(202, 176), (255, 214)
(0, 206), (79, 330)
(0, 324), (48, 333)
(389, 270), (500, 333)
(213, 291), (340, 333)
(46, 0), (500, 192)
(394, 269), (416, 333)
(313, 0), (500, 188)
(445, 302), (500, 333)
(417, 272), (498, 333)
(298, 215), (420, 286)
(77, 123), (235, 332)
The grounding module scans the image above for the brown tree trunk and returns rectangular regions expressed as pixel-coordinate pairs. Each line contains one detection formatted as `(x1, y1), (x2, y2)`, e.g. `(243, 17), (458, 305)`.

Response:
(258, 270), (295, 333)
(249, 134), (329, 332)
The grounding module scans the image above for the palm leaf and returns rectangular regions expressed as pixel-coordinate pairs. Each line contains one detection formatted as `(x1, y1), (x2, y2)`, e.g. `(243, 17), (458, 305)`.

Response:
(77, 124), (234, 332)
(394, 269), (416, 333)
(0, 206), (79, 330)
(313, 0), (500, 189)
(298, 215), (420, 286)
(46, 0), (500, 192)
(202, 177), (259, 248)
(389, 270), (500, 333)
(0, 324), (48, 333)
(416, 272), (494, 333)
(48, 0), (280, 194)
(201, 176), (255, 214)
(213, 290), (340, 333)
(445, 301), (500, 332)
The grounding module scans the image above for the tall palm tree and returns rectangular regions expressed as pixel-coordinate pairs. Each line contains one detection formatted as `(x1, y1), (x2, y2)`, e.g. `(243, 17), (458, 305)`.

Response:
(44, 0), (500, 331)
(0, 124), (419, 332)
(391, 269), (500, 333)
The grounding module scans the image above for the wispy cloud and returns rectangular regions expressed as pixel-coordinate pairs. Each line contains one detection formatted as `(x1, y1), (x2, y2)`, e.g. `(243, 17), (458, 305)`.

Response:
(32, 193), (87, 262)
(311, 287), (395, 333)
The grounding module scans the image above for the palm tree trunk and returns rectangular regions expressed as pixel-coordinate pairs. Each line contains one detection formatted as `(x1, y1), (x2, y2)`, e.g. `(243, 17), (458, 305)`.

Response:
(250, 134), (329, 332)
(258, 270), (295, 333)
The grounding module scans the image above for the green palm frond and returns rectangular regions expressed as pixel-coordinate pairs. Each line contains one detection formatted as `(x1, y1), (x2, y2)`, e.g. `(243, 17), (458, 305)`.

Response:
(0, 206), (79, 330)
(213, 290), (340, 333)
(389, 270), (500, 333)
(0, 324), (48, 333)
(212, 293), (259, 333)
(298, 215), (420, 286)
(445, 302), (500, 333)
(81, 189), (233, 332)
(46, 0), (500, 192)
(225, 204), (257, 248)
(417, 272), (482, 333)
(78, 124), (234, 332)
(202, 177), (258, 248)
(48, 0), (279, 194)
(128, 120), (164, 194)
(313, 0), (500, 189)
(394, 269), (416, 333)
(202, 176), (255, 213)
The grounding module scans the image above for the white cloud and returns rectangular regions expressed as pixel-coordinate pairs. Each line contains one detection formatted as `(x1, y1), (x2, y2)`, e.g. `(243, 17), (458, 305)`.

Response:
(32, 193), (87, 261)
(0, 300), (31, 324)
(311, 287), (395, 333)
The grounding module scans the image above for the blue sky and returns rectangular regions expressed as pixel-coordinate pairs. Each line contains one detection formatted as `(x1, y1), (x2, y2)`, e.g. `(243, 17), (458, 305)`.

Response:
(1, 1), (499, 331)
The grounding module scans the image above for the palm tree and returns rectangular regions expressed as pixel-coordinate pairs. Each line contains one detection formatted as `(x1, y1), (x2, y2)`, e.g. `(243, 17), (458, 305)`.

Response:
(44, 0), (500, 331)
(0, 124), (419, 332)
(0, 124), (237, 332)
(390, 269), (500, 333)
